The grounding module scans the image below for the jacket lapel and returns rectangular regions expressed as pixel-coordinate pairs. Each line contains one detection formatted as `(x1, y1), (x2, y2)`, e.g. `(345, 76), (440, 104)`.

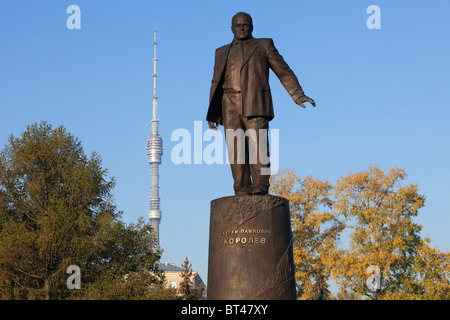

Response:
(217, 44), (232, 78)
(241, 38), (258, 69)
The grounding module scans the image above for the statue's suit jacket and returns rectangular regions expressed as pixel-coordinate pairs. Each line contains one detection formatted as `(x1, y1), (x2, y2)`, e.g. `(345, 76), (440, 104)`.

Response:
(206, 37), (305, 125)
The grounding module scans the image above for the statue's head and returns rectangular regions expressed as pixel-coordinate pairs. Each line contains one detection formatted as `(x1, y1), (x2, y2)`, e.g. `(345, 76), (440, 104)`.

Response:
(231, 12), (253, 41)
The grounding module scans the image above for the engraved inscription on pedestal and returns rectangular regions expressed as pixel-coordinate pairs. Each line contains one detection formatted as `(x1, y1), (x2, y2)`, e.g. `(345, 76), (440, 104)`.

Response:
(207, 195), (296, 300)
(221, 228), (271, 245)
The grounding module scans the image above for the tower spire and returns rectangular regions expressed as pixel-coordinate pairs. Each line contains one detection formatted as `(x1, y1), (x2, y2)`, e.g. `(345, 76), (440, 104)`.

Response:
(147, 27), (163, 253)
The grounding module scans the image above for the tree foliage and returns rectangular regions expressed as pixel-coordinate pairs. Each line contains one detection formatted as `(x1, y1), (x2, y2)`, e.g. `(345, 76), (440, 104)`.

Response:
(310, 261), (331, 300)
(270, 166), (449, 300)
(0, 122), (172, 300)
(178, 257), (204, 300)
(331, 166), (427, 299)
(270, 169), (344, 299)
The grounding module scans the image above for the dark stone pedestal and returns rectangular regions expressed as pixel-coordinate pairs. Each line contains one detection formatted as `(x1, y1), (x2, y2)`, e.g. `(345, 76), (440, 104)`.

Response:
(207, 195), (296, 300)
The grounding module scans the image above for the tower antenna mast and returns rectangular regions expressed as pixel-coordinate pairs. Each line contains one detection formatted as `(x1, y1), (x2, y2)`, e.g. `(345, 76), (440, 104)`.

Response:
(147, 27), (163, 253)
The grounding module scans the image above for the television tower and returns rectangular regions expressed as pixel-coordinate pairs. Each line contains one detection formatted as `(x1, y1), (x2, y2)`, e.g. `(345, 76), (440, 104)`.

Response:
(147, 28), (163, 253)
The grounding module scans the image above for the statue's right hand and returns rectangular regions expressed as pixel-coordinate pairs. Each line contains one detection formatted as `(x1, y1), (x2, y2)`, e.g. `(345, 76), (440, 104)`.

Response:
(295, 95), (316, 108)
(208, 121), (219, 131)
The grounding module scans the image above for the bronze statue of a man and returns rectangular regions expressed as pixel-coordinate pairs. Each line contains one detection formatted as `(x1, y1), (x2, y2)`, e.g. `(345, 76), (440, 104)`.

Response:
(206, 12), (315, 196)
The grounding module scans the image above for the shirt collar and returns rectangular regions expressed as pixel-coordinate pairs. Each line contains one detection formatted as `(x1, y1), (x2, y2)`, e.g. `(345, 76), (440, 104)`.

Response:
(233, 37), (254, 45)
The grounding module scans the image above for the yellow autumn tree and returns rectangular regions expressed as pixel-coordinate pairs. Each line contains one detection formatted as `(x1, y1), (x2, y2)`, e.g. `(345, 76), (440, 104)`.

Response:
(271, 166), (449, 300)
(382, 238), (450, 300)
(330, 166), (449, 300)
(270, 169), (344, 299)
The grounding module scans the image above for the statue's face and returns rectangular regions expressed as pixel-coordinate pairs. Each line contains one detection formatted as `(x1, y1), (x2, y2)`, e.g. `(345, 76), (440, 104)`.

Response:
(231, 15), (253, 41)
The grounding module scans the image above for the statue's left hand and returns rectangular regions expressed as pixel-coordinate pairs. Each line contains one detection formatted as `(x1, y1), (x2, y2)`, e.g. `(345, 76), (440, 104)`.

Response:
(295, 95), (316, 108)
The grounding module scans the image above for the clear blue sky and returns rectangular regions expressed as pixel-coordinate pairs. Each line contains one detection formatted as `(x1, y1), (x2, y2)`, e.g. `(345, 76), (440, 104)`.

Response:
(1, 0), (449, 286)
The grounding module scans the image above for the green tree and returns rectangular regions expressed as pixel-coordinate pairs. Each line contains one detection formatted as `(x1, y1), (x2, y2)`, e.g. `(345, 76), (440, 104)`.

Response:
(0, 122), (170, 300)
(72, 217), (176, 300)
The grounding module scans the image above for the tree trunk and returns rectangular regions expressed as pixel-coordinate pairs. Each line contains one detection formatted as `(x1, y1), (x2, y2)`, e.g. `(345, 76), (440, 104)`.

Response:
(44, 268), (50, 300)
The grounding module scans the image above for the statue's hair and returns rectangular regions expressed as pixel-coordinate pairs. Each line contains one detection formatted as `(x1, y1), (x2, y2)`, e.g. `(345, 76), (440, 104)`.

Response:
(232, 12), (253, 26)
